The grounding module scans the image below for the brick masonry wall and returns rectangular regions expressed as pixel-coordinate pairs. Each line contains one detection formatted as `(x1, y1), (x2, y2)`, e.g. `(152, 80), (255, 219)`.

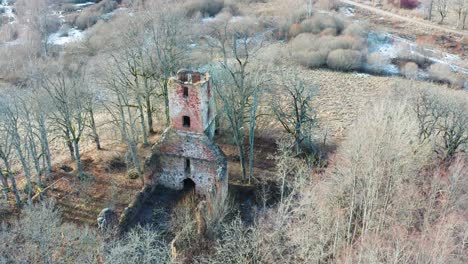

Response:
(157, 155), (225, 196)
(169, 80), (204, 133)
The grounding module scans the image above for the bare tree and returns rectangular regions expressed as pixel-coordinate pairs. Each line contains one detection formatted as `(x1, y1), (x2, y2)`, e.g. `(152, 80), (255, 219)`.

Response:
(83, 80), (103, 151)
(16, 0), (57, 56)
(30, 91), (53, 183)
(102, 61), (144, 185)
(207, 15), (267, 181)
(1, 93), (33, 204)
(146, 4), (189, 128)
(423, 0), (436, 20)
(414, 89), (468, 162)
(452, 0), (468, 29)
(435, 0), (449, 23)
(42, 70), (88, 177)
(0, 123), (21, 205)
(19, 92), (45, 188)
(272, 73), (317, 155)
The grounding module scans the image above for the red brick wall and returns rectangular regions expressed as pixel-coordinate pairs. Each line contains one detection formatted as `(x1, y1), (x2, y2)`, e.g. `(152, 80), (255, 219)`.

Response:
(169, 82), (204, 133)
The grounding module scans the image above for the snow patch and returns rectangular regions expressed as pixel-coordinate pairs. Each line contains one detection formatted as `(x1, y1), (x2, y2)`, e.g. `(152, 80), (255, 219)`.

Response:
(367, 31), (468, 77)
(75, 2), (96, 8)
(1, 0), (16, 23)
(48, 28), (84, 46)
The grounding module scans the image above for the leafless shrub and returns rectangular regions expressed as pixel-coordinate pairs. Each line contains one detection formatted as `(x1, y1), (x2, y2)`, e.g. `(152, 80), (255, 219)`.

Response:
(413, 88), (468, 161)
(0, 200), (100, 263)
(185, 0), (225, 18)
(366, 52), (391, 74)
(427, 62), (454, 83)
(194, 217), (261, 264)
(395, 46), (431, 67)
(300, 14), (344, 35)
(105, 225), (171, 263)
(256, 43), (287, 65)
(327, 49), (363, 71)
(290, 33), (364, 69)
(402, 61), (419, 79)
(0, 23), (19, 42)
(343, 22), (366, 37)
(293, 50), (328, 68)
(75, 10), (99, 30)
(62, 3), (78, 13)
(318, 35), (362, 51)
(288, 23), (301, 38)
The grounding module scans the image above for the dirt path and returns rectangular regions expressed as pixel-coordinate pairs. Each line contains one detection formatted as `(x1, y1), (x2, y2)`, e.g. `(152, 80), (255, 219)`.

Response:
(339, 0), (468, 37)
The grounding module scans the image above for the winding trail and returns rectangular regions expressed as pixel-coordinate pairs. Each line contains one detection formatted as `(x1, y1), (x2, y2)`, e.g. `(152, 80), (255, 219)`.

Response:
(339, 0), (468, 37)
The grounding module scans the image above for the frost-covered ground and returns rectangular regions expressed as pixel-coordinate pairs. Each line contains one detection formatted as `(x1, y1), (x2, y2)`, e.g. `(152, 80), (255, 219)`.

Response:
(367, 31), (468, 78)
(48, 28), (85, 45)
(75, 2), (96, 8)
(47, 2), (98, 46)
(1, 0), (16, 23)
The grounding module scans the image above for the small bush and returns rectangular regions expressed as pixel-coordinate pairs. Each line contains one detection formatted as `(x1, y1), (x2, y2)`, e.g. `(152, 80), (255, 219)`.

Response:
(366, 52), (391, 74)
(288, 23), (301, 38)
(317, 35), (362, 51)
(293, 50), (328, 68)
(395, 48), (430, 67)
(105, 226), (171, 263)
(0, 23), (19, 42)
(186, 0), (225, 18)
(401, 62), (419, 79)
(300, 14), (344, 35)
(99, 0), (118, 14)
(127, 169), (140, 180)
(62, 3), (78, 13)
(75, 11), (99, 30)
(256, 43), (286, 65)
(343, 23), (366, 38)
(45, 16), (62, 35)
(327, 49), (363, 71)
(427, 62), (453, 83)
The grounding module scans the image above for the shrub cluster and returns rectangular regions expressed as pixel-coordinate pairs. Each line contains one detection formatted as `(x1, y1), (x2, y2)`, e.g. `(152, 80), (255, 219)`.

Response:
(186, 0), (225, 18)
(289, 15), (366, 72)
(69, 0), (120, 30)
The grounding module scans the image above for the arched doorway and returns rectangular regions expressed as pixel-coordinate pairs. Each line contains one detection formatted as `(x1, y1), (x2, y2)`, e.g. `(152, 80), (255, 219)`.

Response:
(182, 178), (196, 193)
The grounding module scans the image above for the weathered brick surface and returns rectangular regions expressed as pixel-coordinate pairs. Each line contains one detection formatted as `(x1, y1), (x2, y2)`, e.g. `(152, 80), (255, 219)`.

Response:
(146, 69), (227, 199)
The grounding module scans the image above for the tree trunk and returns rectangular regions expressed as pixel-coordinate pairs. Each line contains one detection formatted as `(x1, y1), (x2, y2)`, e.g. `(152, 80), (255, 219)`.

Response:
(15, 144), (32, 205)
(248, 92), (259, 184)
(137, 94), (149, 146)
(67, 136), (75, 161)
(462, 12), (468, 30)
(145, 78), (155, 134)
(0, 170), (9, 200)
(440, 14), (445, 24)
(2, 160), (20, 206)
(0, 154), (21, 206)
(163, 79), (170, 127)
(73, 140), (83, 177)
(236, 134), (247, 181)
(39, 122), (52, 181)
(89, 108), (102, 150)
(427, 1), (434, 20)
(29, 137), (43, 188)
(129, 140), (144, 187)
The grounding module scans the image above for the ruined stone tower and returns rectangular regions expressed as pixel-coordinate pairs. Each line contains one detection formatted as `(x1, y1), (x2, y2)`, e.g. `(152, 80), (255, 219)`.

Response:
(145, 69), (228, 199)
